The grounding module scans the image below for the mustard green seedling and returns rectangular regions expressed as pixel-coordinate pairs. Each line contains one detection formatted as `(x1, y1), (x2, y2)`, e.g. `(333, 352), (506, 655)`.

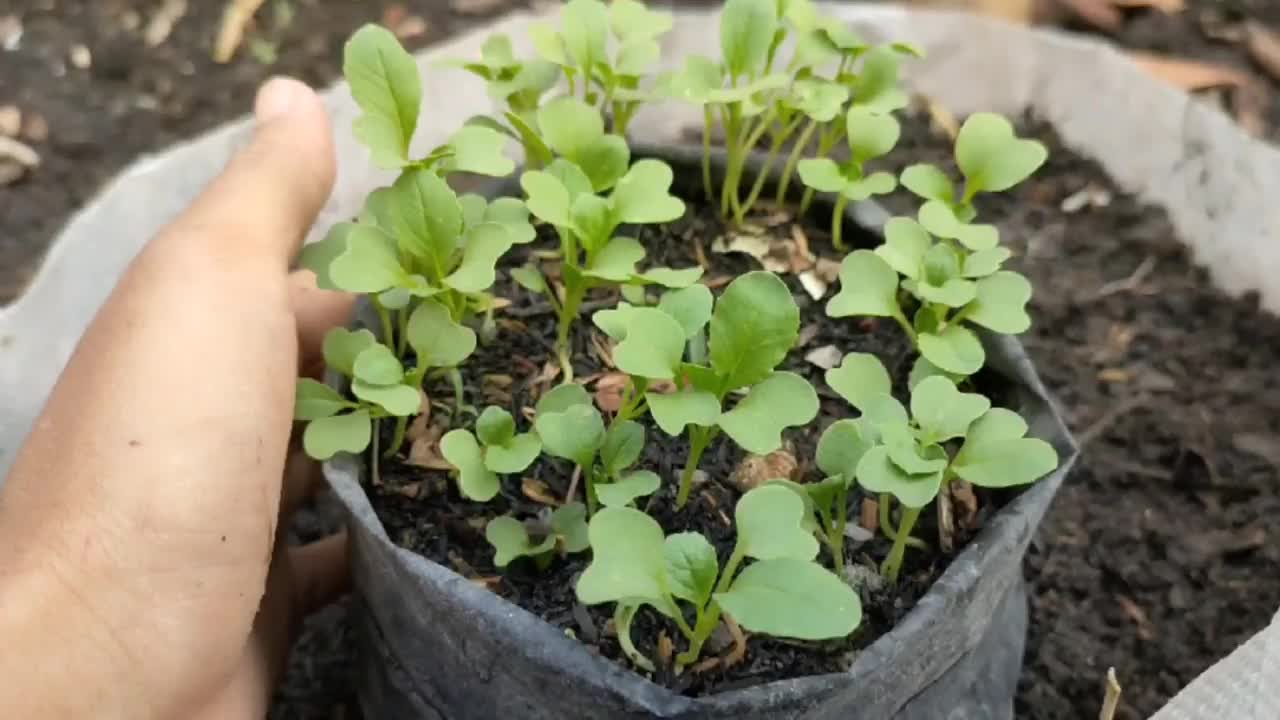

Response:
(440, 406), (543, 501)
(486, 502), (590, 570)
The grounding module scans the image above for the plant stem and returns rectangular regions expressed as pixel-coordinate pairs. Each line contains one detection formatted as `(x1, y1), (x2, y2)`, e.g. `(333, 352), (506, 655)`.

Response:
(882, 506), (922, 584)
(556, 279), (587, 382)
(446, 366), (468, 417)
(775, 119), (817, 205)
(891, 307), (918, 343)
(371, 419), (382, 485)
(584, 464), (600, 515)
(375, 301), (394, 349)
(831, 194), (850, 251)
(878, 493), (929, 551)
(731, 108), (780, 224)
(677, 545), (744, 666)
(702, 106), (715, 204)
(616, 377), (648, 423)
(396, 306), (410, 357)
(675, 427), (713, 509)
(830, 484), (849, 578)
(385, 415), (409, 458)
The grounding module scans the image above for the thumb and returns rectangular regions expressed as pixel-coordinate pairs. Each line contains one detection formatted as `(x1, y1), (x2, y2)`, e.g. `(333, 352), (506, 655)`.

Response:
(164, 76), (336, 270)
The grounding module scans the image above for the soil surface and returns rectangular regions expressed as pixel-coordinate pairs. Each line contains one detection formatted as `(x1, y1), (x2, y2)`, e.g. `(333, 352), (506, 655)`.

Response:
(3, 2), (1280, 720)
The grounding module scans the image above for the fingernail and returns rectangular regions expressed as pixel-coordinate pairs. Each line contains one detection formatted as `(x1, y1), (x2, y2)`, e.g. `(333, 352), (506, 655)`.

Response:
(255, 76), (309, 123)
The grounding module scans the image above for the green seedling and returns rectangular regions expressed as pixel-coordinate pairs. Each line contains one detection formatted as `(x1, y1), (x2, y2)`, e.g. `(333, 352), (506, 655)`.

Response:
(596, 272), (817, 508)
(441, 406), (543, 501)
(797, 106), (900, 250)
(576, 484), (861, 671)
(532, 384), (661, 514)
(821, 352), (1057, 582)
(515, 98), (699, 377)
(486, 502), (590, 570)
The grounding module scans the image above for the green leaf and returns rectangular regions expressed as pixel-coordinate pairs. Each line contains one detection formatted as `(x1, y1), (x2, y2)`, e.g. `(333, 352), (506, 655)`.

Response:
(298, 223), (352, 290)
(720, 0), (778, 78)
(538, 96), (604, 159)
(612, 0), (674, 40)
(720, 372), (818, 455)
(716, 558), (860, 639)
(658, 285), (714, 339)
(850, 46), (907, 113)
(908, 355), (964, 391)
(797, 157), (846, 194)
(855, 445), (943, 508)
(536, 383), (592, 415)
(962, 247), (1012, 278)
(481, 33), (516, 68)
(569, 195), (615, 256)
(620, 284), (649, 305)
(955, 112), (1048, 194)
(521, 170), (572, 227)
(918, 324), (985, 376)
(911, 375), (991, 442)
(536, 404), (605, 468)
(584, 236), (644, 282)
(664, 532), (718, 605)
(600, 420), (645, 476)
(484, 433), (542, 474)
(529, 22), (568, 65)
(900, 163), (953, 203)
(789, 77), (849, 122)
(351, 381), (420, 416)
(634, 267), (703, 288)
(665, 55), (724, 104)
(862, 393), (910, 428)
(322, 328), (377, 376)
(845, 107), (900, 162)
(561, 0), (610, 69)
(876, 217), (932, 279)
(344, 25), (421, 168)
(646, 389), (721, 436)
(966, 271), (1033, 334)
(444, 222), (514, 293)
(329, 225), (403, 293)
(577, 507), (668, 605)
(446, 125), (515, 177)
(917, 201), (998, 251)
(735, 484), (819, 561)
(506, 109), (554, 167)
(843, 172), (897, 201)
(824, 352), (891, 415)
(391, 168), (464, 264)
(886, 440), (948, 475)
(377, 287), (411, 310)
(552, 502), (591, 553)
(407, 299), (477, 368)
(578, 135), (631, 193)
(710, 271), (800, 389)
(511, 264), (548, 293)
(441, 429), (500, 501)
(597, 470), (661, 508)
(294, 378), (349, 420)
(952, 408), (1059, 488)
(486, 517), (555, 568)
(303, 410), (372, 460)
(592, 302), (639, 340)
(826, 250), (901, 318)
(914, 278), (977, 308)
(483, 197), (536, 244)
(611, 308), (686, 380)
(352, 344), (404, 385)
(611, 159), (686, 224)
(476, 406), (516, 446)
(815, 418), (878, 484)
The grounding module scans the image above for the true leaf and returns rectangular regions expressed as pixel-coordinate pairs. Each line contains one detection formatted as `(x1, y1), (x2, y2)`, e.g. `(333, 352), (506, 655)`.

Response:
(444, 222), (514, 293)
(511, 264), (548, 293)
(720, 0), (778, 79)
(597, 470), (661, 508)
(592, 302), (641, 341)
(476, 406), (516, 446)
(352, 381), (420, 416)
(850, 46), (907, 113)
(329, 225), (403, 293)
(966, 271), (1033, 334)
(322, 327), (377, 377)
(344, 25), (421, 168)
(876, 217), (932, 279)
(571, 194), (615, 253)
(611, 308), (686, 380)
(294, 378), (349, 420)
(611, 159), (686, 224)
(551, 503), (591, 553)
(441, 429), (500, 501)
(658, 285), (714, 339)
(600, 420), (645, 477)
(826, 250), (901, 318)
(612, 0), (674, 40)
(790, 77), (848, 122)
(487, 517), (555, 568)
(576, 507), (668, 604)
(521, 170), (572, 228)
(561, 0), (610, 69)
(353, 344), (404, 385)
(664, 532), (718, 605)
(407, 300), (478, 368)
(825, 351), (891, 413)
(584, 236), (644, 282)
(303, 410), (372, 460)
(720, 372), (818, 455)
(952, 408), (1059, 488)
(715, 558), (861, 639)
(855, 445), (944, 508)
(391, 168), (463, 264)
(446, 125), (515, 177)
(911, 375), (991, 442)
(536, 404), (605, 468)
(914, 278), (977, 308)
(298, 223), (352, 291)
(955, 112), (1048, 195)
(538, 95), (604, 160)
(646, 389), (721, 436)
(734, 484), (819, 561)
(634, 267), (702, 288)
(886, 440), (948, 475)
(815, 418), (878, 484)
(577, 135), (631, 193)
(710, 271), (800, 389)
(918, 324), (984, 376)
(482, 197), (536, 244)
(900, 163), (953, 203)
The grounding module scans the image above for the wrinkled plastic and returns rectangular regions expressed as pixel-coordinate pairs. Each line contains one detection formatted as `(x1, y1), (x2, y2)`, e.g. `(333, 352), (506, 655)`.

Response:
(324, 148), (1080, 719)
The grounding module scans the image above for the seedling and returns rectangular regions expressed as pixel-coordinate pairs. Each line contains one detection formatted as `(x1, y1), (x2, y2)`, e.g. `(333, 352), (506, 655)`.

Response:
(486, 502), (590, 570)
(596, 272), (818, 508)
(821, 352), (1057, 581)
(797, 106), (900, 250)
(514, 97), (700, 377)
(576, 484), (861, 670)
(441, 406), (543, 501)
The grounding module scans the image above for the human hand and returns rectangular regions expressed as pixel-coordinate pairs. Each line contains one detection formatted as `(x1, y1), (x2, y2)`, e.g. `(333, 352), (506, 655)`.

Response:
(0, 77), (352, 719)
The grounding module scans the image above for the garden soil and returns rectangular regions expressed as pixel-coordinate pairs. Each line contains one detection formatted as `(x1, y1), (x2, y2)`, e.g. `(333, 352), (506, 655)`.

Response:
(3, 2), (1280, 719)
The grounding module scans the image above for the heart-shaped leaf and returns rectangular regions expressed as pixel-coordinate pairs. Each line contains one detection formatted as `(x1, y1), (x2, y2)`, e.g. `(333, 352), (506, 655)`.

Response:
(855, 445), (944, 508)
(597, 470), (661, 508)
(576, 507), (668, 605)
(353, 344), (404, 385)
(955, 112), (1048, 195)
(908, 355), (965, 392)
(825, 352), (891, 413)
(962, 247), (1012, 278)
(966, 271), (1033, 334)
(850, 46), (907, 113)
(735, 484), (819, 561)
(612, 308), (687, 380)
(918, 324), (985, 376)
(815, 418), (878, 484)
(876, 217), (932, 279)
(484, 433), (542, 474)
(720, 372), (819, 456)
(592, 302), (640, 341)
(521, 170), (572, 228)
(481, 197), (536, 244)
(536, 383), (592, 415)
(952, 408), (1058, 488)
(657, 285), (713, 339)
(294, 378), (350, 420)
(322, 328), (377, 377)
(826, 250), (901, 318)
(486, 516), (556, 568)
(797, 157), (846, 193)
(721, 0), (778, 78)
(900, 163), (953, 203)
(352, 381), (420, 416)
(444, 223), (515, 293)
(634, 267), (703, 288)
(710, 271), (800, 389)
(441, 429), (500, 501)
(611, 159), (686, 224)
(646, 389), (721, 436)
(303, 410), (372, 461)
(715, 558), (860, 639)
(917, 201), (998, 251)
(536, 404), (605, 468)
(344, 25), (421, 168)
(914, 278), (977, 308)
(789, 77), (849, 122)
(845, 106), (900, 162)
(446, 125), (515, 177)
(584, 236), (645, 282)
(600, 420), (645, 477)
(407, 299), (477, 369)
(844, 171), (897, 201)
(911, 375), (990, 442)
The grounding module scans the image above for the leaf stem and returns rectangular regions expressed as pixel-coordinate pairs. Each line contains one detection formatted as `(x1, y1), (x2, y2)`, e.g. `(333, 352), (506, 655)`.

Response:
(375, 300), (395, 349)
(891, 307), (918, 343)
(677, 544), (743, 667)
(616, 377), (649, 423)
(831, 484), (849, 578)
(385, 415), (409, 458)
(371, 418), (382, 485)
(831, 194), (850, 251)
(882, 505), (922, 584)
(878, 493), (929, 551)
(776, 119), (818, 205)
(702, 106), (715, 204)
(675, 427), (714, 509)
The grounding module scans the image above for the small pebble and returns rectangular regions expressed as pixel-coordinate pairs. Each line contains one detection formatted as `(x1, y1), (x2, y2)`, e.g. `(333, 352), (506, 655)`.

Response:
(0, 105), (20, 137)
(845, 563), (886, 594)
(70, 44), (92, 70)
